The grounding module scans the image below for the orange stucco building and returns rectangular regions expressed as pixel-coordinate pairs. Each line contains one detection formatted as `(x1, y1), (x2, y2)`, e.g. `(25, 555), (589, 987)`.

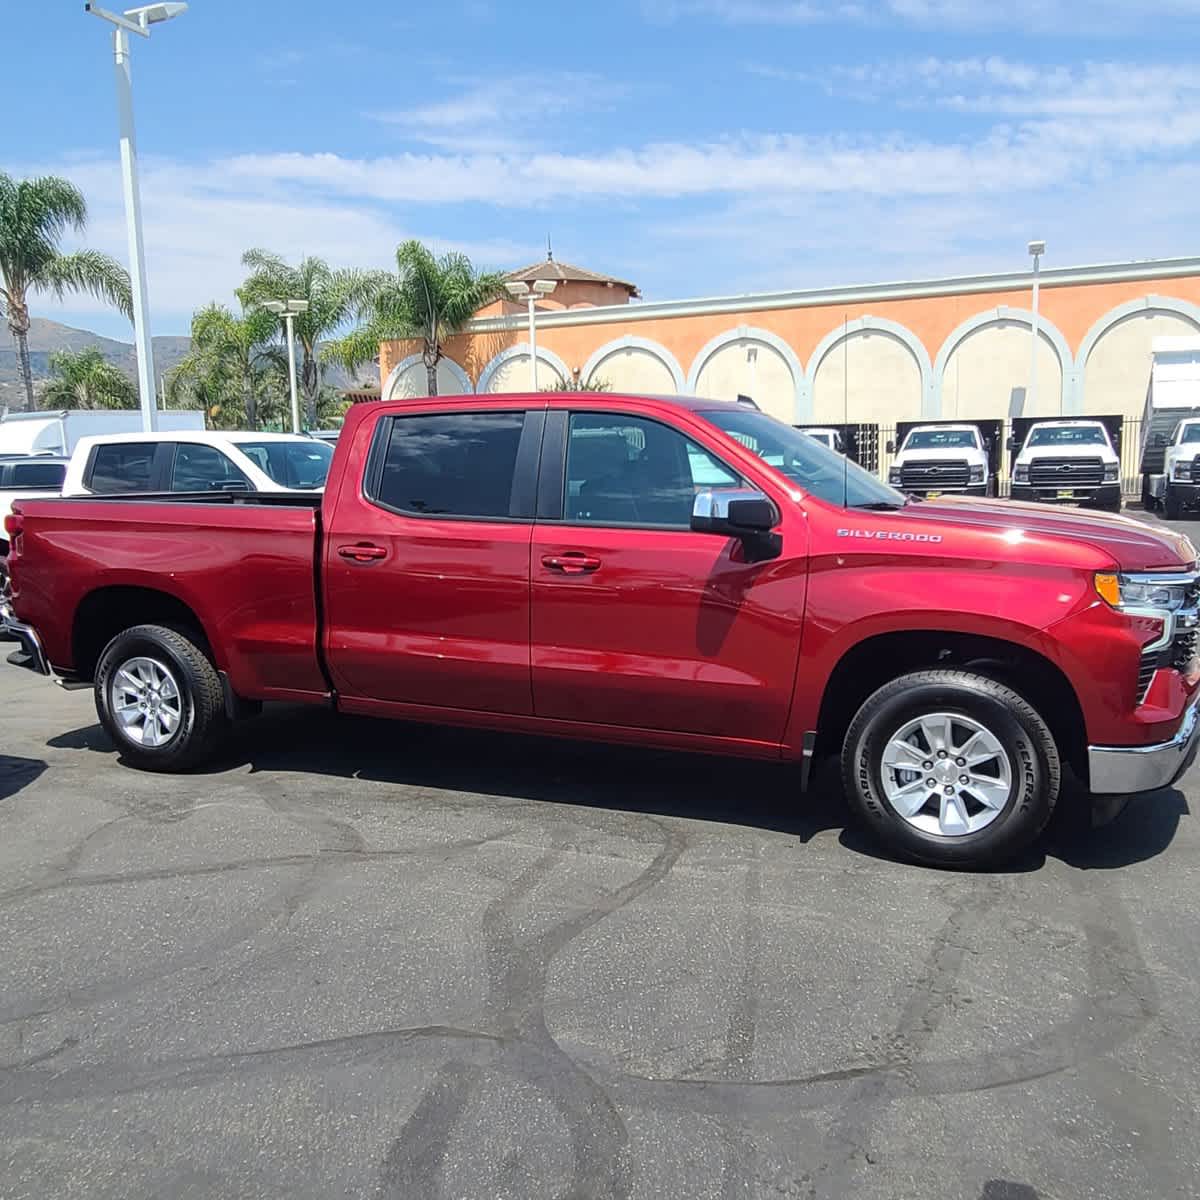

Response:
(379, 254), (1200, 431)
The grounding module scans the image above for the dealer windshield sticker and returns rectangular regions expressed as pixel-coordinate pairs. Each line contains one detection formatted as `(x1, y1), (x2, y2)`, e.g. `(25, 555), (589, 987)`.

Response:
(836, 529), (944, 542)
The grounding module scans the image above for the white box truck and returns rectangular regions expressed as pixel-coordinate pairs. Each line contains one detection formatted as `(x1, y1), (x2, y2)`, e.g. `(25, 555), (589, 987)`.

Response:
(0, 409), (205, 457)
(1138, 337), (1200, 512)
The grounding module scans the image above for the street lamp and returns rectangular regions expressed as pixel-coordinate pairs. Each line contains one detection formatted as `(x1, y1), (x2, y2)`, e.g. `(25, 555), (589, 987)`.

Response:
(86, 3), (188, 432)
(1028, 240), (1045, 414)
(505, 279), (557, 390)
(264, 300), (309, 433)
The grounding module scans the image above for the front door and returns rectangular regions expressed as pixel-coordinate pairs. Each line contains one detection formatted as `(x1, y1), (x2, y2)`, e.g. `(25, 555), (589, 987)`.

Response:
(530, 409), (806, 745)
(323, 407), (540, 715)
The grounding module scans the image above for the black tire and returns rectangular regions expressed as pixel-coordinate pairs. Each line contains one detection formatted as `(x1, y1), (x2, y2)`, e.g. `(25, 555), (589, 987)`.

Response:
(94, 624), (228, 771)
(1165, 487), (1182, 520)
(1141, 474), (1154, 512)
(841, 669), (1060, 868)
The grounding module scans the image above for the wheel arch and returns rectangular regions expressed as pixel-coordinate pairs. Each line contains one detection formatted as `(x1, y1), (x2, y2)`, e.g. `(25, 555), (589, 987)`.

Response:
(814, 629), (1088, 782)
(72, 586), (214, 683)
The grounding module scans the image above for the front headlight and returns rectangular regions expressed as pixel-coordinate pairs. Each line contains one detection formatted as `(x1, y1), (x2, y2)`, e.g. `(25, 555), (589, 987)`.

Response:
(1095, 572), (1195, 612)
(888, 467), (901, 483)
(969, 465), (985, 483)
(1173, 461), (1192, 480)
(1103, 463), (1119, 482)
(1013, 465), (1029, 482)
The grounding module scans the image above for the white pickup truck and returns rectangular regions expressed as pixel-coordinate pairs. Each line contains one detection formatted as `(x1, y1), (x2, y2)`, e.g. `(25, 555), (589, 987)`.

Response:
(61, 431), (333, 497)
(1157, 417), (1200, 518)
(887, 424), (990, 497)
(801, 427), (846, 454)
(1009, 419), (1122, 512)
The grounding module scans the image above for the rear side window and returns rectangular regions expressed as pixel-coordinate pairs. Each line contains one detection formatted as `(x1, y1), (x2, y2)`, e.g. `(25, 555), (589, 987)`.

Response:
(89, 444), (157, 493)
(373, 412), (526, 519)
(6, 462), (66, 488)
(170, 443), (251, 492)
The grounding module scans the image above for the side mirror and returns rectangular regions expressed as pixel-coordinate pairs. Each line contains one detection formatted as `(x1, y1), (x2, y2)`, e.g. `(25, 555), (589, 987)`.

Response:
(692, 490), (781, 562)
(1006, 436), (1019, 453)
(885, 439), (896, 455)
(1153, 432), (1168, 446)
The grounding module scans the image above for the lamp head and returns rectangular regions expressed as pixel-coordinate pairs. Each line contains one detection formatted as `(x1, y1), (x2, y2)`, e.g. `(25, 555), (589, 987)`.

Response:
(288, 299), (310, 314)
(262, 300), (287, 315)
(1027, 240), (1046, 257)
(123, 2), (187, 25)
(505, 281), (531, 299)
(531, 280), (556, 296)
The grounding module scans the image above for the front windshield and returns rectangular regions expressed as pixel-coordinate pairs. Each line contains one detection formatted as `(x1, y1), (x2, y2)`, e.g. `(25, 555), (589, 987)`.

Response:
(1027, 425), (1107, 447)
(702, 408), (905, 508)
(1180, 424), (1200, 444)
(238, 439), (333, 489)
(903, 429), (979, 450)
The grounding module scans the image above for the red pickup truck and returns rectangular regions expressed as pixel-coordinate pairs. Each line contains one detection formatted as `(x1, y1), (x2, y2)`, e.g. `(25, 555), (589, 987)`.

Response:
(4, 393), (1199, 866)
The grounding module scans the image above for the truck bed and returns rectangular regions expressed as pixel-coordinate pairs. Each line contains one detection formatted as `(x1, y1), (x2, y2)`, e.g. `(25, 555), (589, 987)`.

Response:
(6, 493), (329, 700)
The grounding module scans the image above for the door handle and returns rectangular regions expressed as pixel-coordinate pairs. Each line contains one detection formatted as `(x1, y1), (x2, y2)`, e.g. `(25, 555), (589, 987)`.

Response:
(337, 543), (388, 563)
(542, 553), (601, 575)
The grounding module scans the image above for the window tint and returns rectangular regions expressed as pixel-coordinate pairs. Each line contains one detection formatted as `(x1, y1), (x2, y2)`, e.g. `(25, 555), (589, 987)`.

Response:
(7, 462), (66, 487)
(170, 443), (252, 492)
(238, 440), (332, 489)
(89, 444), (157, 493)
(376, 412), (525, 518)
(566, 413), (743, 528)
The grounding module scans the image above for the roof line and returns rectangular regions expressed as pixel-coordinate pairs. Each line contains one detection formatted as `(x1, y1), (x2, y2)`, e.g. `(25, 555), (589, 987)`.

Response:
(468, 254), (1200, 334)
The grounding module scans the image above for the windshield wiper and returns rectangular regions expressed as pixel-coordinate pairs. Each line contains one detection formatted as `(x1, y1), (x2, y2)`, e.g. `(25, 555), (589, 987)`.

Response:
(851, 500), (908, 511)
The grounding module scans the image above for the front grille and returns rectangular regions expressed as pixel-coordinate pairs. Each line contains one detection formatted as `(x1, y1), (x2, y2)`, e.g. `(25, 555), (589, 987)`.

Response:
(899, 459), (970, 490)
(1190, 456), (1200, 484)
(1028, 456), (1104, 488)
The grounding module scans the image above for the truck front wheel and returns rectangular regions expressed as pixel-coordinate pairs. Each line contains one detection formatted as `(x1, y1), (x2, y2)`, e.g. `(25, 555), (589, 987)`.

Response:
(94, 624), (228, 771)
(841, 670), (1059, 868)
(1165, 486), (1183, 520)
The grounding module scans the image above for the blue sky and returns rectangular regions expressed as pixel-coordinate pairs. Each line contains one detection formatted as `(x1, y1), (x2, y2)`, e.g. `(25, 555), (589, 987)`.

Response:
(8, 0), (1200, 339)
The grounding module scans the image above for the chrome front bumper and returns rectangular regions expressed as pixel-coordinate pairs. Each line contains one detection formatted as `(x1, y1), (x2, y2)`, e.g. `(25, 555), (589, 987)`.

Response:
(1088, 699), (1200, 795)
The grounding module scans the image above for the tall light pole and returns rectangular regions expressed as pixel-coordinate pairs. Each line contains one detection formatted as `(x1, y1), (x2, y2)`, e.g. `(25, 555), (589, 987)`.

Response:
(505, 279), (557, 390)
(264, 300), (309, 432)
(1028, 240), (1045, 414)
(86, 3), (188, 432)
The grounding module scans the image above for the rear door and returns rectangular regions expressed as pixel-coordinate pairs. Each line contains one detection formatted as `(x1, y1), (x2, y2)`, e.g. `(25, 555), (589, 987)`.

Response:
(530, 406), (806, 745)
(323, 405), (542, 715)
(83, 442), (169, 493)
(166, 443), (254, 492)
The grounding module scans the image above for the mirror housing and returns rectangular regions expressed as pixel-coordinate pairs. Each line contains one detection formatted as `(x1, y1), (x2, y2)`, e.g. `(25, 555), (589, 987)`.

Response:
(885, 439), (896, 455)
(1153, 432), (1168, 447)
(692, 490), (781, 561)
(1006, 435), (1019, 453)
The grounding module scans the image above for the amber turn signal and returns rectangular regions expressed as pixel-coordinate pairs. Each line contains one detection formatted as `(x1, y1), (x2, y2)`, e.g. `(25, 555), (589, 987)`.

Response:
(1094, 572), (1121, 607)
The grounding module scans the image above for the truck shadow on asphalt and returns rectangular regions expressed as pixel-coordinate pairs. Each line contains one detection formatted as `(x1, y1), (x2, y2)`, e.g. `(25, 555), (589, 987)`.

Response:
(0, 754), (46, 802)
(47, 705), (1189, 871)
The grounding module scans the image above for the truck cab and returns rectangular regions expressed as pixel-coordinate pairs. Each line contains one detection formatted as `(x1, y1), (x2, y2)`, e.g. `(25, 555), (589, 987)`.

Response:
(1010, 420), (1121, 511)
(887, 424), (989, 497)
(802, 427), (846, 455)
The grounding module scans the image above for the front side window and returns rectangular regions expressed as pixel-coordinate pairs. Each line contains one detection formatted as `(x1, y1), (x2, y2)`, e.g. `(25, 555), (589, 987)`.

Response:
(170, 443), (252, 492)
(375, 411), (525, 518)
(566, 413), (743, 528)
(239, 440), (333, 489)
(903, 429), (979, 450)
(1027, 425), (1108, 448)
(1180, 424), (1200, 445)
(89, 443), (157, 493)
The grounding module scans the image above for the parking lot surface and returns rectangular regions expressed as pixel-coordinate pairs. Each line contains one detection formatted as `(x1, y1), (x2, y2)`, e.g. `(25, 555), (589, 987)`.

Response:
(2, 513), (1200, 1200)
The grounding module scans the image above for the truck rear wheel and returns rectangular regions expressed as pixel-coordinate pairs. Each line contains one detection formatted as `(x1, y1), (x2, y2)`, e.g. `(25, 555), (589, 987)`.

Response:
(841, 669), (1059, 868)
(94, 624), (228, 771)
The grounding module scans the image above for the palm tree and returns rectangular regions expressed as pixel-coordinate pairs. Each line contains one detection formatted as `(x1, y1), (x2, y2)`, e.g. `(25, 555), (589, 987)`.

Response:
(170, 298), (282, 430)
(324, 240), (507, 396)
(40, 347), (137, 410)
(239, 250), (378, 428)
(0, 173), (132, 410)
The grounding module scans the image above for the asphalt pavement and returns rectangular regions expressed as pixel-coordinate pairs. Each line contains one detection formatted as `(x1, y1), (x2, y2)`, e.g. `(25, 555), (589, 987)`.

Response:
(2, 511), (1199, 1199)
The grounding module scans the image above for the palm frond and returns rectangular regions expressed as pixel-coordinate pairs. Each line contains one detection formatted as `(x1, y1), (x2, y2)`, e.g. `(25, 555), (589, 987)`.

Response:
(38, 249), (133, 320)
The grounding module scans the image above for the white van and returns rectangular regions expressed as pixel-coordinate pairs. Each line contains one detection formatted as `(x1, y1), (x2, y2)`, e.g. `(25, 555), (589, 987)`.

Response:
(61, 431), (333, 497)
